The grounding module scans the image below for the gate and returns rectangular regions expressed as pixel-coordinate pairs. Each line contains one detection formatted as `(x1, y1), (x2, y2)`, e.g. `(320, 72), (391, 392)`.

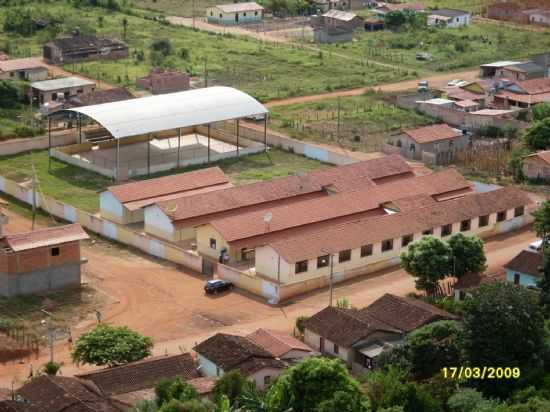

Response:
(202, 259), (215, 276)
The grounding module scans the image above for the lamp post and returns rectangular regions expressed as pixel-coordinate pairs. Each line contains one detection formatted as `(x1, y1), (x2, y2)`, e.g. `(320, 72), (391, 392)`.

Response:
(321, 248), (334, 307)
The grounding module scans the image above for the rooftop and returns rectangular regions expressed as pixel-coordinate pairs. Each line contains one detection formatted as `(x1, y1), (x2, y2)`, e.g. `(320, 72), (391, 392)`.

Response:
(322, 9), (358, 21)
(504, 250), (543, 278)
(76, 353), (200, 397)
(215, 2), (264, 13)
(47, 35), (127, 51)
(512, 77), (550, 94)
(31, 76), (95, 92)
(480, 60), (523, 68)
(454, 99), (479, 108)
(525, 150), (550, 164)
(0, 57), (47, 73)
(269, 186), (529, 263)
(404, 124), (463, 144)
(1, 224), (89, 253)
(107, 167), (231, 211)
(505, 61), (544, 74)
(69, 87), (134, 107)
(454, 270), (506, 290)
(246, 328), (313, 357)
(429, 8), (470, 18)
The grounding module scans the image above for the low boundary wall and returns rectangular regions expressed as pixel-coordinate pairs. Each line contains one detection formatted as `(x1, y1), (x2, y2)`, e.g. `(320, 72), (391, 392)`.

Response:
(0, 176), (203, 274)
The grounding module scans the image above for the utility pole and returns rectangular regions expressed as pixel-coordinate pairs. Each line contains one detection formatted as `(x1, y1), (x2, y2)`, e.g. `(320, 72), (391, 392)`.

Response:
(204, 57), (208, 87)
(31, 163), (37, 231)
(336, 97), (341, 142)
(192, 0), (196, 29)
(329, 253), (334, 307)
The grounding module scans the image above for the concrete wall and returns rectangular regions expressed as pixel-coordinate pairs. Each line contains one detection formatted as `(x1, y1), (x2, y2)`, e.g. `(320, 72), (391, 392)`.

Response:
(198, 354), (221, 377)
(206, 7), (262, 25)
(523, 157), (550, 180)
(428, 13), (470, 27)
(505, 268), (539, 287)
(99, 191), (144, 225)
(0, 131), (77, 156)
(387, 132), (470, 165)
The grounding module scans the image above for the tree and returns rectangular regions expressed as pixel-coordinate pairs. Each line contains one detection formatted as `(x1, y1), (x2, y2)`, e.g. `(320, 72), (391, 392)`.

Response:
(462, 283), (546, 398)
(158, 399), (212, 412)
(447, 388), (493, 412)
(295, 316), (309, 335)
(155, 378), (198, 406)
(525, 118), (550, 151)
(533, 201), (550, 246)
(265, 358), (367, 412)
(42, 361), (61, 376)
(316, 391), (369, 412)
(533, 103), (550, 122)
(401, 236), (452, 295)
(405, 320), (462, 380)
(213, 370), (253, 406)
(448, 234), (487, 278)
(71, 324), (153, 367)
(0, 80), (22, 109)
(122, 17), (128, 40)
(534, 201), (550, 312)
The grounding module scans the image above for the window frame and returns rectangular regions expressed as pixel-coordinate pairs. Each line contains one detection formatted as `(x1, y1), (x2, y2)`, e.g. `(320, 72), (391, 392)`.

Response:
(460, 219), (471, 232)
(317, 255), (330, 268)
(381, 239), (394, 252)
(422, 228), (433, 236)
(441, 224), (453, 237)
(209, 238), (217, 250)
(514, 206), (525, 217)
(51, 247), (60, 257)
(295, 260), (308, 274)
(497, 210), (506, 222)
(478, 214), (489, 227)
(338, 249), (351, 263)
(401, 234), (413, 247)
(360, 244), (373, 257)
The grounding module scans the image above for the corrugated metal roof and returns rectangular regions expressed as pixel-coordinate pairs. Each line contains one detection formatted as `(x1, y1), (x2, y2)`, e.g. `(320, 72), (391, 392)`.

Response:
(65, 86), (268, 139)
(31, 76), (95, 91)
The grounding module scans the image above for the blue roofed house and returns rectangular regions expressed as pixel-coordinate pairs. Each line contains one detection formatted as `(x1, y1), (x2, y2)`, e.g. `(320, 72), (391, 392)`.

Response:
(504, 249), (543, 287)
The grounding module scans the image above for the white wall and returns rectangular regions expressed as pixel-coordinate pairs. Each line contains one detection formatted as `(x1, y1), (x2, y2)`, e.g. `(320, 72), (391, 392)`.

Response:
(250, 367), (284, 391)
(198, 354), (223, 378)
(144, 204), (176, 241)
(255, 246), (291, 282)
(99, 191), (124, 223)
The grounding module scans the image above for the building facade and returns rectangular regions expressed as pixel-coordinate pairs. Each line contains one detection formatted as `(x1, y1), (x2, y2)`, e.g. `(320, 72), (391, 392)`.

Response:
(30, 76), (96, 105)
(43, 35), (129, 65)
(504, 249), (543, 287)
(206, 2), (264, 25)
(427, 9), (471, 28)
(522, 151), (550, 180)
(136, 68), (191, 95)
(0, 58), (48, 81)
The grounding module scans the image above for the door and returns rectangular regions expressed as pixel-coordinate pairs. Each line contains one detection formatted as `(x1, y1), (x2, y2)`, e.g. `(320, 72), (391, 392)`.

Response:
(235, 13), (239, 22)
(319, 337), (325, 353)
(202, 259), (215, 276)
(514, 273), (521, 285)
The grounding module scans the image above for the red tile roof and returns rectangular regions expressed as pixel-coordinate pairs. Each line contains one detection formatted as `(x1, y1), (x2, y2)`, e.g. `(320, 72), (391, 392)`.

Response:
(448, 89), (485, 101)
(404, 124), (463, 144)
(108, 167), (230, 209)
(495, 90), (550, 104)
(3, 224), (88, 253)
(210, 169), (471, 246)
(269, 186), (530, 263)
(246, 329), (312, 357)
(515, 77), (550, 95)
(504, 250), (543, 278)
(525, 150), (550, 165)
(187, 377), (216, 395)
(76, 353), (200, 397)
(454, 270), (506, 290)
(159, 155), (413, 224)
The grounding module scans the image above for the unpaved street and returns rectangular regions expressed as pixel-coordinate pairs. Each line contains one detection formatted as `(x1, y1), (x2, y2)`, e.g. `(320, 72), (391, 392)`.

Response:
(0, 207), (537, 386)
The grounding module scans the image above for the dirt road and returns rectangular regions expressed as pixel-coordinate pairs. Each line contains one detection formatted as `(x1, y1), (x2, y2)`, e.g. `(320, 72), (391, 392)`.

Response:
(0, 207), (536, 386)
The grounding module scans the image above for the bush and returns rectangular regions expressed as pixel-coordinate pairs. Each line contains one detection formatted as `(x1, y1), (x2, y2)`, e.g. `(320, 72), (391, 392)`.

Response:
(295, 316), (309, 334)
(42, 361), (61, 376)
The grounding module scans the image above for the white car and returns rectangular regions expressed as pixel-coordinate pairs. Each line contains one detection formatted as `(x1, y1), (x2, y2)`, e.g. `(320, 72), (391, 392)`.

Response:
(528, 239), (543, 252)
(447, 79), (468, 87)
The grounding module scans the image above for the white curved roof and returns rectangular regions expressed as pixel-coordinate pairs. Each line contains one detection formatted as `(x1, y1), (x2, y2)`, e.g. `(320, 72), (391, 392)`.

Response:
(66, 86), (268, 139)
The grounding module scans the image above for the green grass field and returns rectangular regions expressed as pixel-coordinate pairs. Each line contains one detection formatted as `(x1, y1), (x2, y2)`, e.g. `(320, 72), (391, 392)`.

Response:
(268, 91), (435, 151)
(0, 149), (324, 212)
(132, 0), (218, 16)
(322, 22), (550, 73)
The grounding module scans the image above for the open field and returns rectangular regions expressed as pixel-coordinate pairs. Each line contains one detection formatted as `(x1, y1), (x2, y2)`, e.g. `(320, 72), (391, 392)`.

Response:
(268, 91), (435, 152)
(322, 22), (550, 73)
(133, 0), (217, 16)
(420, 0), (492, 14)
(0, 149), (324, 213)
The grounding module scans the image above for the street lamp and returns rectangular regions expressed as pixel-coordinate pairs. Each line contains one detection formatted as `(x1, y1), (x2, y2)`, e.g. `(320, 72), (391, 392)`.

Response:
(321, 248), (334, 307)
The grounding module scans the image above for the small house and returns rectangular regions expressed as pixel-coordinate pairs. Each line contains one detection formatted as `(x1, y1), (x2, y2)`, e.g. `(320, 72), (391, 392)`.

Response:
(0, 224), (89, 297)
(374, 2), (425, 17)
(30, 76), (96, 106)
(427, 8), (471, 28)
(43, 34), (129, 65)
(194, 333), (286, 390)
(504, 249), (543, 287)
(206, 2), (264, 25)
(246, 328), (315, 361)
(496, 61), (545, 81)
(304, 294), (457, 373)
(453, 270), (506, 301)
(311, 10), (364, 43)
(493, 78), (550, 109)
(0, 58), (48, 81)
(137, 68), (191, 95)
(523, 150), (550, 180)
(528, 9), (550, 26)
(389, 124), (469, 165)
(68, 87), (135, 107)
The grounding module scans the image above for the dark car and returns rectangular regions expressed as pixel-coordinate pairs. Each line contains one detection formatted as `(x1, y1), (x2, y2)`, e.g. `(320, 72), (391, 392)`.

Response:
(204, 279), (234, 295)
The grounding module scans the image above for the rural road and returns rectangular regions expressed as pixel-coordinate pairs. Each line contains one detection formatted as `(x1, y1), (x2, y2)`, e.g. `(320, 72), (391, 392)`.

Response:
(0, 206), (537, 387)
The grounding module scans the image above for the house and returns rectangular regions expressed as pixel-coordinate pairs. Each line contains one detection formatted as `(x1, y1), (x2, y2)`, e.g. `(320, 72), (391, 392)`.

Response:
(68, 87), (134, 107)
(479, 60), (524, 79)
(528, 9), (550, 26)
(194, 333), (286, 390)
(101, 166), (232, 226)
(374, 2), (425, 17)
(144, 155), (416, 243)
(304, 294), (457, 373)
(493, 77), (550, 108)
(453, 100), (480, 112)
(246, 328), (314, 360)
(76, 353), (202, 408)
(15, 375), (119, 412)
(427, 9), (471, 28)
(453, 270), (506, 301)
(206, 2), (264, 25)
(30, 76), (96, 106)
(137, 68), (191, 95)
(388, 124), (470, 165)
(487, 2), (529, 24)
(522, 150), (550, 180)
(0, 224), (89, 297)
(504, 250), (543, 287)
(0, 58), (48, 81)
(311, 10), (364, 43)
(43, 34), (129, 65)
(496, 61), (545, 81)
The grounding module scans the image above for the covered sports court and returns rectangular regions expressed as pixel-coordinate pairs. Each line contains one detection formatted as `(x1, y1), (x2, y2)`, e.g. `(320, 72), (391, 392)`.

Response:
(49, 86), (268, 180)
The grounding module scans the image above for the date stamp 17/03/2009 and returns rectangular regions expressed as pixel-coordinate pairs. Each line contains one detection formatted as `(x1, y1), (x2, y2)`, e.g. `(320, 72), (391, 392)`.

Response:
(441, 367), (521, 380)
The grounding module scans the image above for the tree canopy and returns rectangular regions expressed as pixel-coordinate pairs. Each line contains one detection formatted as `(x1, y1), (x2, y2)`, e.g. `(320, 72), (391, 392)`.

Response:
(448, 233), (487, 278)
(71, 324), (153, 367)
(525, 118), (550, 151)
(532, 103), (550, 122)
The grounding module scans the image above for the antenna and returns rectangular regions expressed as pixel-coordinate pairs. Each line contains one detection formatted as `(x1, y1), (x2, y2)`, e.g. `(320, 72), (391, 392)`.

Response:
(263, 212), (273, 232)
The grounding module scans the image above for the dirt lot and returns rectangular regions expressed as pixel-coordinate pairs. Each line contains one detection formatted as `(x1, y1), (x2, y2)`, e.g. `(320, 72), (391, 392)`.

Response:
(0, 204), (538, 386)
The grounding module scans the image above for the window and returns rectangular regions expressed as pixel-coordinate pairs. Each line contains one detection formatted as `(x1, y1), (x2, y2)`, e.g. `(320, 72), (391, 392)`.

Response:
(441, 224), (452, 237)
(216, 367), (220, 377)
(210, 11), (213, 15)
(409, 143), (416, 152)
(334, 343), (339, 354)
(264, 375), (271, 385)
(514, 273), (521, 285)
(422, 228), (433, 236)
(497, 211), (506, 222)
(209, 238), (217, 250)
(396, 140), (402, 147)
(76, 88), (83, 94)
(243, 12), (247, 16)
(460, 219), (471, 232)
(381, 239), (393, 252)
(360, 244), (373, 257)
(254, 10), (258, 15)
(479, 215), (489, 227)
(295, 260), (308, 274)
(514, 206), (525, 217)
(51, 247), (60, 257)
(401, 234), (413, 247)
(339, 249), (351, 263)
(317, 255), (330, 268)
(219, 13), (222, 18)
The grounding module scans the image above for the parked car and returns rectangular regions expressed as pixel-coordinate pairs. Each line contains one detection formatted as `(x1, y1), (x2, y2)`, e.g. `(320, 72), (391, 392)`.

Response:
(528, 239), (543, 253)
(416, 52), (433, 61)
(204, 279), (234, 295)
(417, 80), (429, 92)
(447, 79), (468, 87)
(245, 113), (266, 122)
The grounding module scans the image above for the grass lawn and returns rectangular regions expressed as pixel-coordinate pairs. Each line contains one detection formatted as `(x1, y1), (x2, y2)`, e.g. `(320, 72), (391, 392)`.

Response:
(322, 22), (550, 73)
(132, 0), (217, 16)
(419, 0), (492, 14)
(0, 149), (324, 212)
(268, 91), (435, 152)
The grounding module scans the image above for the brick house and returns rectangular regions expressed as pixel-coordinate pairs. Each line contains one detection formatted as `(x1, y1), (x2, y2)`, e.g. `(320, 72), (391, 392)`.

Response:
(522, 150), (550, 180)
(0, 224), (89, 297)
(136, 68), (191, 95)
(304, 294), (457, 373)
(43, 35), (129, 65)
